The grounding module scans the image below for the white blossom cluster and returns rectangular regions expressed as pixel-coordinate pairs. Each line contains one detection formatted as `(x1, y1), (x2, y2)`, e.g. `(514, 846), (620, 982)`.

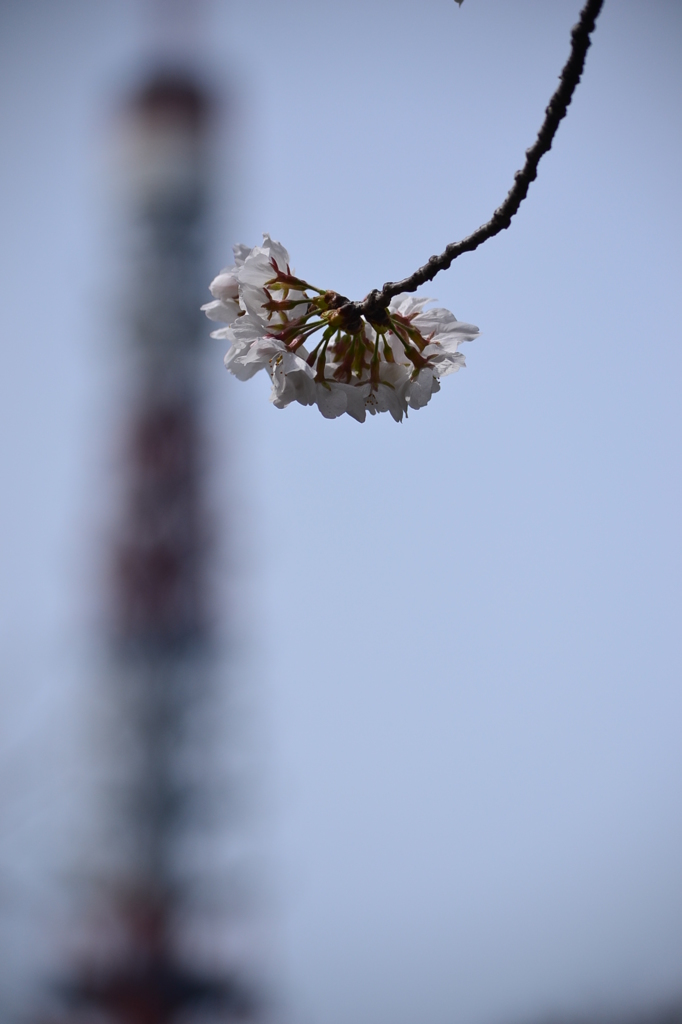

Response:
(203, 235), (480, 423)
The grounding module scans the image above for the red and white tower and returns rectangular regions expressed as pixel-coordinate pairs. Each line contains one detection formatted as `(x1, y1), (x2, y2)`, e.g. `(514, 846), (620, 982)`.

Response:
(47, 19), (262, 1024)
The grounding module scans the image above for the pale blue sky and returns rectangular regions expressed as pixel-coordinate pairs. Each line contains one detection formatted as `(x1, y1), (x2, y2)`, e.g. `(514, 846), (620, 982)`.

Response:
(1, 2), (681, 1022)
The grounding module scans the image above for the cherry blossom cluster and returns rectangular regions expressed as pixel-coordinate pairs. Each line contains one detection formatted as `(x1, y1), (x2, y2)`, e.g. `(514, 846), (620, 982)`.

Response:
(202, 235), (480, 423)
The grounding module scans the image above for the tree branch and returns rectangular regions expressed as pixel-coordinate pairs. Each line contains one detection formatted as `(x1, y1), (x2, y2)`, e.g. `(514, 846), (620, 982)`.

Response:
(349, 0), (604, 322)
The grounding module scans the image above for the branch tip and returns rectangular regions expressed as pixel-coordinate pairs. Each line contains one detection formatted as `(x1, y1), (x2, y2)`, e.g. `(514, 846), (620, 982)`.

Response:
(353, 0), (605, 318)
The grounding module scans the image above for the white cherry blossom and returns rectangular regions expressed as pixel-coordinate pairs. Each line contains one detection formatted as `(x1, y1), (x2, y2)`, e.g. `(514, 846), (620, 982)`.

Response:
(203, 235), (480, 422)
(202, 297), (240, 323)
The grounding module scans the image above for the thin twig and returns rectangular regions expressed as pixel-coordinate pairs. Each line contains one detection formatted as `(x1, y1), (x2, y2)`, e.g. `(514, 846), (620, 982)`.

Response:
(347, 0), (604, 322)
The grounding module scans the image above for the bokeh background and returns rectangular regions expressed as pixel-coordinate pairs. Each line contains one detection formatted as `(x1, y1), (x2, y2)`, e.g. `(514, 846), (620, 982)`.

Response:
(1, 1), (681, 1022)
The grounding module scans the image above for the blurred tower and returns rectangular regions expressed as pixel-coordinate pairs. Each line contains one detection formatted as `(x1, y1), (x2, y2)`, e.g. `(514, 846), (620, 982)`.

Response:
(51, 57), (259, 1024)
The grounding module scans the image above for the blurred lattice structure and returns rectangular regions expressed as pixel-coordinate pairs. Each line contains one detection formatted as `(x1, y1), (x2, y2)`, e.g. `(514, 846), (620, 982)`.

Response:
(43, 73), (260, 1024)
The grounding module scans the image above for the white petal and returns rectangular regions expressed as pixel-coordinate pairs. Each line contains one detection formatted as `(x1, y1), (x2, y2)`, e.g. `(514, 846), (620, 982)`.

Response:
(388, 293), (434, 317)
(366, 382), (406, 422)
(341, 383), (369, 423)
(202, 298), (241, 323)
(221, 314), (272, 378)
(227, 312), (269, 343)
(232, 242), (253, 266)
(416, 308), (480, 342)
(270, 368), (316, 409)
(314, 382), (347, 419)
(380, 362), (411, 393)
(405, 367), (439, 410)
(384, 331), (408, 363)
(224, 344), (262, 380)
(238, 283), (270, 320)
(209, 269), (240, 300)
(241, 336), (286, 367)
(260, 233), (291, 273)
(237, 253), (289, 321)
(425, 348), (466, 377)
